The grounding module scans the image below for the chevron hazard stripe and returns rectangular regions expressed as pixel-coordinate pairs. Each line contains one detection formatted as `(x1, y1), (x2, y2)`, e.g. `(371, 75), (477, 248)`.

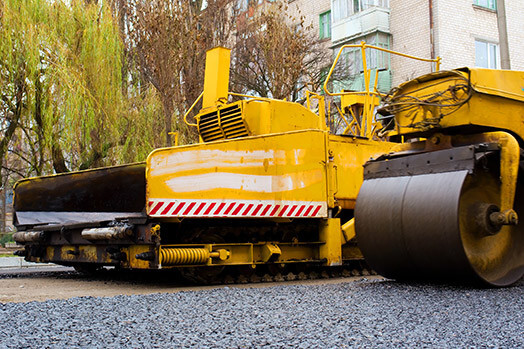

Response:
(147, 199), (327, 218)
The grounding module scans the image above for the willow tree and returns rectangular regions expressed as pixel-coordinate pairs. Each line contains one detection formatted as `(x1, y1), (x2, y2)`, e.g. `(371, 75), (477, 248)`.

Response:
(41, 0), (126, 170)
(0, 0), (48, 187)
(0, 0), (163, 180)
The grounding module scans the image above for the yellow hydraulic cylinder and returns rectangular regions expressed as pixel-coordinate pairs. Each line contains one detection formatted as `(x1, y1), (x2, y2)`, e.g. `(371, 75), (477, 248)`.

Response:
(202, 47), (231, 109)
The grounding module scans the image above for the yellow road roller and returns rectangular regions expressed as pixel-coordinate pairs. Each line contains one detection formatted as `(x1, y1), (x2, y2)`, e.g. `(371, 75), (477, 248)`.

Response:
(12, 43), (524, 286)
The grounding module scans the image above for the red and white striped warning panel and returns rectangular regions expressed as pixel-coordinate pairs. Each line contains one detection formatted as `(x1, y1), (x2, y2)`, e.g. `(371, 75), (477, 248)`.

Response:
(147, 199), (327, 218)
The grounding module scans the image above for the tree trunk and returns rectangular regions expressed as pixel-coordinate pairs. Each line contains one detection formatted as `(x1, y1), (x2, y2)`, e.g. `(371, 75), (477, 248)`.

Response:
(33, 70), (45, 176)
(0, 79), (24, 234)
(1, 182), (6, 234)
(161, 97), (173, 146)
(52, 143), (69, 173)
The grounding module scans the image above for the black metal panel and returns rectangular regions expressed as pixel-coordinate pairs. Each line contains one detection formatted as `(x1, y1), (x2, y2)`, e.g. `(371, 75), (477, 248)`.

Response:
(363, 144), (498, 179)
(14, 163), (146, 216)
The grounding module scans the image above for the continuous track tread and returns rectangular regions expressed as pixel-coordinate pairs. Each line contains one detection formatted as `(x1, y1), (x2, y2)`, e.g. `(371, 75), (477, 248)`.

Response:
(179, 262), (377, 285)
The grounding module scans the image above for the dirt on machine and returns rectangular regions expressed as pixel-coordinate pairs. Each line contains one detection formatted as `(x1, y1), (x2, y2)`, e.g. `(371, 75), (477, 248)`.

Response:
(12, 43), (524, 286)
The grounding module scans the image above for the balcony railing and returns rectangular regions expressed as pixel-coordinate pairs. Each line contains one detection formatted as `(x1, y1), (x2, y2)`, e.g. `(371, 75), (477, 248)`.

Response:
(332, 0), (389, 22)
(331, 5), (390, 44)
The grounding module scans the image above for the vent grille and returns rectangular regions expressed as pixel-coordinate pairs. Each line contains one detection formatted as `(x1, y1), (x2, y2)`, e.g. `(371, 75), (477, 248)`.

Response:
(198, 104), (249, 142)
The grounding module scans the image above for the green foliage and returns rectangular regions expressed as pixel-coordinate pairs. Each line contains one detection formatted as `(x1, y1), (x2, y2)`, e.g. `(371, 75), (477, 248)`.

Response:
(111, 86), (165, 163)
(0, 233), (13, 247)
(0, 0), (165, 177)
(0, 0), (326, 183)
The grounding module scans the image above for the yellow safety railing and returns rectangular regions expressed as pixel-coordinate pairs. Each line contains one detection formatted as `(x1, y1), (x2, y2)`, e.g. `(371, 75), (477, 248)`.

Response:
(322, 41), (441, 139)
(183, 91), (204, 127)
(323, 41), (441, 97)
(306, 91), (327, 131)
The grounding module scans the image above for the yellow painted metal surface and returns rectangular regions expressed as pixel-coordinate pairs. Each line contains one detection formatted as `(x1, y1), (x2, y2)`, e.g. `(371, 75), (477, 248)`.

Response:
(391, 68), (524, 143)
(42, 245), (113, 264)
(469, 68), (524, 102)
(328, 135), (395, 209)
(342, 244), (363, 260)
(202, 47), (231, 110)
(319, 218), (342, 266)
(127, 245), (153, 269)
(341, 218), (355, 244)
(260, 243), (281, 262)
(195, 98), (323, 142)
(34, 245), (155, 269)
(453, 132), (520, 216)
(156, 242), (322, 267)
(147, 130), (330, 217)
(147, 130), (394, 216)
(243, 99), (323, 136)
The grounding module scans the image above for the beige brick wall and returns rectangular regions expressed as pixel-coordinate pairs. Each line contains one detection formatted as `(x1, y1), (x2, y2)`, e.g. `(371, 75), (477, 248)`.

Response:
(505, 0), (524, 71)
(434, 0), (524, 71)
(435, 0), (498, 70)
(291, 0), (524, 92)
(287, 0), (332, 38)
(390, 0), (434, 86)
(389, 0), (524, 86)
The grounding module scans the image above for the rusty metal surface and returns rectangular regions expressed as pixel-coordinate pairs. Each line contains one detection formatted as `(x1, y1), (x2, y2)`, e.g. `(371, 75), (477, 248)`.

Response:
(81, 225), (134, 240)
(16, 211), (146, 228)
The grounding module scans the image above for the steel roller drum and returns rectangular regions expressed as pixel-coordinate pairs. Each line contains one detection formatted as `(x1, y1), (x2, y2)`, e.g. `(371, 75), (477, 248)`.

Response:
(355, 170), (524, 286)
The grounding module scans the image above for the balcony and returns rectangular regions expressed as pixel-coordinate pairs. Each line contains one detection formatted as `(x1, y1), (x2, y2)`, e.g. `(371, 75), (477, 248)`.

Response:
(331, 6), (390, 45)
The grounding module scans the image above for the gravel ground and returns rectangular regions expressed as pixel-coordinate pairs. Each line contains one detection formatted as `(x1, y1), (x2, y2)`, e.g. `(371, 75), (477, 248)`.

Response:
(1, 277), (523, 348)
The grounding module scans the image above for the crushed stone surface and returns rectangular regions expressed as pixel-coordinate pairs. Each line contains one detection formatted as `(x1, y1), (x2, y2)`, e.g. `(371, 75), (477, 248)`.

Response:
(1, 277), (523, 347)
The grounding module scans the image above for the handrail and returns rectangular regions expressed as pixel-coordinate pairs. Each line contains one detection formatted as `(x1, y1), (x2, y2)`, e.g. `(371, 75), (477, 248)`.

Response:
(322, 41), (441, 97)
(183, 91), (204, 127)
(305, 91), (327, 130)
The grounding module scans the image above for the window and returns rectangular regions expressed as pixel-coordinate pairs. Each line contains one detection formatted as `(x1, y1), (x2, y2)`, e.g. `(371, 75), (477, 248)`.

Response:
(475, 40), (499, 69)
(474, 0), (496, 10)
(332, 0), (348, 21)
(319, 11), (331, 39)
(332, 0), (389, 22)
(344, 33), (390, 73)
(335, 33), (391, 92)
(360, 0), (389, 10)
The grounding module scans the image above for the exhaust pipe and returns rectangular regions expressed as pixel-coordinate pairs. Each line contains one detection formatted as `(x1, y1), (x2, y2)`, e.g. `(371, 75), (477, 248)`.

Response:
(13, 231), (46, 242)
(81, 225), (133, 240)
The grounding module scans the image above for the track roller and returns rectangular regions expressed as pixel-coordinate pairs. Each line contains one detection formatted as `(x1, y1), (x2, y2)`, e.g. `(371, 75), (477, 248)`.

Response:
(355, 165), (524, 286)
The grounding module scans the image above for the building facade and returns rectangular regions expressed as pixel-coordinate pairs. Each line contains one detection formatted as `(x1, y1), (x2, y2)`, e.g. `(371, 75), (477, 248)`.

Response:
(306, 0), (524, 91)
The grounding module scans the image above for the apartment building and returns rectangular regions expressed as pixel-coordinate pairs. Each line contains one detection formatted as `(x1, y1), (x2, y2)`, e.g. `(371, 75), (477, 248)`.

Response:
(307, 0), (524, 91)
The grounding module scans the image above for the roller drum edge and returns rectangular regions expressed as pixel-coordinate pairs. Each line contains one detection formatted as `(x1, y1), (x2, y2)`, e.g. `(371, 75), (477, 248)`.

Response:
(355, 170), (524, 286)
